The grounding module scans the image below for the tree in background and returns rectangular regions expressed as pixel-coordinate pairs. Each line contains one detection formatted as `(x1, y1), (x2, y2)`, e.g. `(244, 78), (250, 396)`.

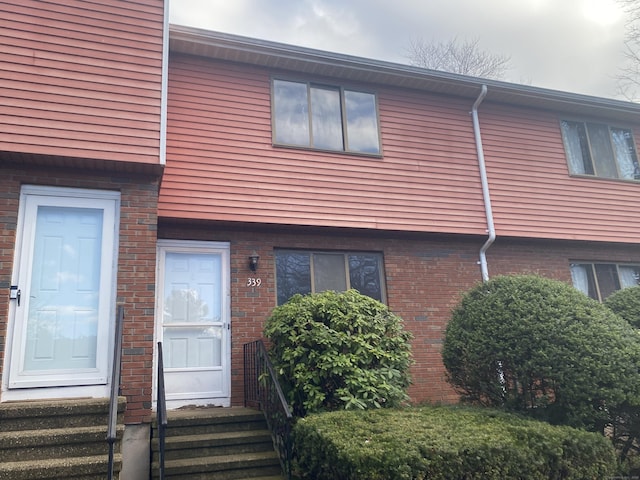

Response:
(406, 36), (511, 80)
(617, 0), (640, 101)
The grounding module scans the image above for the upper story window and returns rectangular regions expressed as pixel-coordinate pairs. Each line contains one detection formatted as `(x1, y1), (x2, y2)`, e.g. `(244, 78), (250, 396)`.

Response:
(570, 262), (640, 301)
(275, 250), (385, 305)
(560, 120), (640, 180)
(272, 79), (381, 155)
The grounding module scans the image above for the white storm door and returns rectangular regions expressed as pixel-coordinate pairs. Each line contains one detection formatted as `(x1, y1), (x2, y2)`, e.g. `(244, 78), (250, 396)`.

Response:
(9, 187), (119, 389)
(157, 241), (230, 403)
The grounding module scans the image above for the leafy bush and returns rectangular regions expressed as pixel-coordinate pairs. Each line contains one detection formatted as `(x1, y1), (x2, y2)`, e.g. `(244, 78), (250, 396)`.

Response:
(264, 289), (413, 416)
(605, 285), (640, 328)
(442, 274), (640, 431)
(605, 285), (640, 468)
(293, 406), (616, 480)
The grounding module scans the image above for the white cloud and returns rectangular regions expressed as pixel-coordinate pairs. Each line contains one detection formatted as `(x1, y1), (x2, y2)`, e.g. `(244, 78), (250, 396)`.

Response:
(169, 0), (629, 98)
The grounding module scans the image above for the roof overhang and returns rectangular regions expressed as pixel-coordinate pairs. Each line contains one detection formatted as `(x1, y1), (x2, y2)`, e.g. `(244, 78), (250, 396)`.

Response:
(169, 24), (640, 123)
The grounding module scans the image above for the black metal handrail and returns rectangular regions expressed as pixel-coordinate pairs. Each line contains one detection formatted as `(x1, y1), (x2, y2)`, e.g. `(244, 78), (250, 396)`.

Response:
(244, 340), (293, 480)
(157, 342), (168, 480)
(107, 305), (124, 480)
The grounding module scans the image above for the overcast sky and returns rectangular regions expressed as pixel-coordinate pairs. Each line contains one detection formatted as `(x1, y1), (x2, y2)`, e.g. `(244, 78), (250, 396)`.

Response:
(170, 0), (629, 100)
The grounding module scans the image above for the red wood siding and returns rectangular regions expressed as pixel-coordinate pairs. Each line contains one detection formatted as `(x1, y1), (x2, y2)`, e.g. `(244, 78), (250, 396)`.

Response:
(481, 104), (640, 243)
(0, 0), (164, 164)
(161, 54), (488, 235)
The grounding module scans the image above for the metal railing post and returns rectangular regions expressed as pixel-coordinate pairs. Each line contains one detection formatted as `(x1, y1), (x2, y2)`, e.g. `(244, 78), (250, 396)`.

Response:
(243, 340), (293, 479)
(157, 342), (168, 480)
(107, 305), (124, 480)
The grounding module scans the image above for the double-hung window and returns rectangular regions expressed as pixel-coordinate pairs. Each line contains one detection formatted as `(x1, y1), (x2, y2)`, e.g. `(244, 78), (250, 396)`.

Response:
(560, 120), (639, 180)
(275, 250), (385, 305)
(570, 262), (640, 301)
(272, 79), (381, 154)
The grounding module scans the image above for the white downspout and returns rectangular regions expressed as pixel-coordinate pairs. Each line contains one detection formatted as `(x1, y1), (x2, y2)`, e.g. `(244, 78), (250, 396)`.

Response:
(471, 85), (495, 282)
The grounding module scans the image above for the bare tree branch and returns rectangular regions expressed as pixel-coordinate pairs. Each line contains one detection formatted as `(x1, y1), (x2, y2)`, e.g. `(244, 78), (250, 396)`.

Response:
(406, 36), (511, 80)
(616, 0), (640, 101)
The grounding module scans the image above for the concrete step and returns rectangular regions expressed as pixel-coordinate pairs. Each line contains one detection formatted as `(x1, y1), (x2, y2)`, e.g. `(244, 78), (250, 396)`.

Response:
(0, 453), (122, 480)
(0, 397), (125, 431)
(150, 407), (284, 479)
(152, 450), (281, 479)
(0, 398), (125, 479)
(0, 424), (123, 462)
(155, 407), (268, 437)
(152, 429), (274, 462)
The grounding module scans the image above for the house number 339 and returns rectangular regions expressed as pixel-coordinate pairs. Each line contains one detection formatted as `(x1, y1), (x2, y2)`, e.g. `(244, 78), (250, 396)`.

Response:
(247, 277), (262, 287)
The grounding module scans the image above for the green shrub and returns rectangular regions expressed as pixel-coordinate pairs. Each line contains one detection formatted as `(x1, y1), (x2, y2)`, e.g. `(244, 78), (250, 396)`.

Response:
(605, 285), (640, 328)
(605, 285), (640, 468)
(264, 289), (413, 416)
(293, 406), (616, 480)
(442, 274), (640, 431)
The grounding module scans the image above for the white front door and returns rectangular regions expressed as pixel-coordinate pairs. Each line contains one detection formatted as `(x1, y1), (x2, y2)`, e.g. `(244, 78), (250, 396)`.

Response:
(156, 240), (231, 407)
(5, 186), (119, 398)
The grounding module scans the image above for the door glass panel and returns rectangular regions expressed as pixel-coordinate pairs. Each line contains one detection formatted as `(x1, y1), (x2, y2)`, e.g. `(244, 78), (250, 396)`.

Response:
(24, 206), (102, 372)
(164, 326), (222, 368)
(162, 252), (222, 370)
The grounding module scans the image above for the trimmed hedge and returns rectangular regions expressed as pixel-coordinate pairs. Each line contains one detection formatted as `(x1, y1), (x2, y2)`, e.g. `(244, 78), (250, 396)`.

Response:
(293, 406), (617, 480)
(442, 274), (640, 431)
(605, 285), (640, 328)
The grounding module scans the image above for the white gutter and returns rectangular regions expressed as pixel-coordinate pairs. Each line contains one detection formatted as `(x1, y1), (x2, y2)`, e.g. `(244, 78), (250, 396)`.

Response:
(159, 0), (170, 166)
(471, 85), (495, 282)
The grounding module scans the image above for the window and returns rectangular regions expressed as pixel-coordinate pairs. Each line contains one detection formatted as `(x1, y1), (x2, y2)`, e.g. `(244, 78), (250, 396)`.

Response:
(561, 120), (640, 180)
(570, 262), (640, 301)
(275, 250), (385, 304)
(272, 79), (381, 154)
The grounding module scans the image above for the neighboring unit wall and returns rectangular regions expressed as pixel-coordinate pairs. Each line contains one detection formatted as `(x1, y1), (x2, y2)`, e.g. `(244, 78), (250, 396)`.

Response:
(0, 0), (164, 165)
(162, 54), (488, 236)
(0, 163), (159, 425)
(480, 103), (640, 243)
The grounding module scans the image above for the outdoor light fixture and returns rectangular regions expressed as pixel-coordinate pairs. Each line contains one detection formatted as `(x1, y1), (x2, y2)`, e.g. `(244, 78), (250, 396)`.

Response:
(249, 251), (259, 271)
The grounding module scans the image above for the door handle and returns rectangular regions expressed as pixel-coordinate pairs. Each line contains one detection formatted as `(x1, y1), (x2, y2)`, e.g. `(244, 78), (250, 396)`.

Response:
(10, 286), (20, 306)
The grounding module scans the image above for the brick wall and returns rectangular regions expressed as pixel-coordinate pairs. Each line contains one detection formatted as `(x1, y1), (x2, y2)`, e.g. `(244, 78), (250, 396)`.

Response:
(0, 162), (159, 424)
(159, 221), (640, 406)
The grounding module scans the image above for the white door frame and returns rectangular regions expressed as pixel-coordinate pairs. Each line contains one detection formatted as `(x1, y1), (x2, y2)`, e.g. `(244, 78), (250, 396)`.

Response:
(154, 240), (231, 409)
(2, 185), (120, 401)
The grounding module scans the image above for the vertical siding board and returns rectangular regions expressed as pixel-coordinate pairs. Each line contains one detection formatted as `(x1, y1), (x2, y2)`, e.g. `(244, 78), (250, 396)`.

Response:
(162, 55), (488, 234)
(0, 0), (164, 164)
